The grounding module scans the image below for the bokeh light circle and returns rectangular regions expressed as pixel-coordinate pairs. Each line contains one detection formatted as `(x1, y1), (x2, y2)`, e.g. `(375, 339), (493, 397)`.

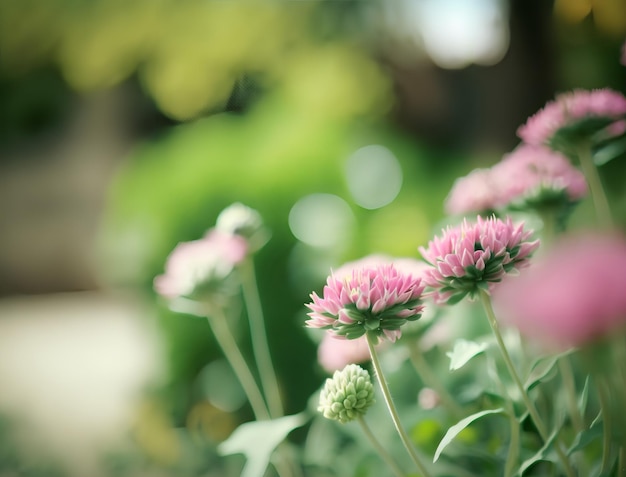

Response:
(288, 194), (354, 248)
(345, 145), (403, 210)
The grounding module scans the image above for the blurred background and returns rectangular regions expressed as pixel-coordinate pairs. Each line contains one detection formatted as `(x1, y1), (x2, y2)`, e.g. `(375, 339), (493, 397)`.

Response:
(0, 0), (625, 475)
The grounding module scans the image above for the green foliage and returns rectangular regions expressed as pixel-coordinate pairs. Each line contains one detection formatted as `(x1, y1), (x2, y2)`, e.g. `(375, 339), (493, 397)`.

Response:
(433, 409), (506, 463)
(218, 413), (308, 477)
(447, 339), (488, 371)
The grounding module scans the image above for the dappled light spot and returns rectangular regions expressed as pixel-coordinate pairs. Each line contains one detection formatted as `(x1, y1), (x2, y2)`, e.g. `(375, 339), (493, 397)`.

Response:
(411, 0), (509, 69)
(199, 359), (246, 413)
(288, 194), (354, 248)
(345, 145), (402, 210)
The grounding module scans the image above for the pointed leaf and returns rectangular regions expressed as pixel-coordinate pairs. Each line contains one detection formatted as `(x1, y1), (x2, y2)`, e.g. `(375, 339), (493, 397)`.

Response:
(593, 135), (626, 166)
(447, 339), (488, 371)
(568, 421), (603, 455)
(524, 352), (571, 392)
(218, 413), (308, 477)
(433, 408), (505, 462)
(516, 427), (559, 476)
(578, 375), (590, 418)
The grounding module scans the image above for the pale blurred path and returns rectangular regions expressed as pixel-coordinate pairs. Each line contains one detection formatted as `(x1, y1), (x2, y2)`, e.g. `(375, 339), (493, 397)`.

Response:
(0, 290), (164, 476)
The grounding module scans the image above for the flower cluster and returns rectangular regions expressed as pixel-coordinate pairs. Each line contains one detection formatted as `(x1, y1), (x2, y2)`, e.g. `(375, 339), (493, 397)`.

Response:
(517, 88), (626, 147)
(305, 263), (425, 343)
(318, 364), (375, 424)
(418, 216), (539, 304)
(493, 145), (588, 210)
(154, 203), (268, 304)
(495, 233), (626, 349)
(154, 230), (247, 301)
(445, 146), (587, 215)
(445, 168), (499, 215)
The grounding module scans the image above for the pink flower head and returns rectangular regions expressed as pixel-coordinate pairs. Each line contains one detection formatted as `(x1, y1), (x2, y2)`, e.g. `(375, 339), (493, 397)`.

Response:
(154, 229), (247, 300)
(305, 264), (425, 343)
(494, 233), (626, 349)
(445, 168), (501, 216)
(418, 216), (540, 305)
(333, 254), (429, 280)
(317, 333), (372, 373)
(517, 89), (626, 146)
(492, 145), (588, 209)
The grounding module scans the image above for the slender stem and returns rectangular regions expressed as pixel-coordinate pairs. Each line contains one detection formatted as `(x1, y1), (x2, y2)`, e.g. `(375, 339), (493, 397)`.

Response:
(407, 341), (464, 419)
(597, 377), (613, 474)
(357, 416), (406, 477)
(206, 312), (270, 421)
(272, 443), (301, 477)
(504, 409), (520, 477)
(619, 446), (626, 477)
(559, 357), (585, 434)
(365, 333), (434, 477)
(479, 290), (576, 477)
(239, 258), (284, 418)
(578, 142), (613, 229)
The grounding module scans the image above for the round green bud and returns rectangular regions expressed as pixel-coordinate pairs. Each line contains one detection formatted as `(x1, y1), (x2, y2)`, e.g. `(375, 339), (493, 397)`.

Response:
(318, 364), (375, 424)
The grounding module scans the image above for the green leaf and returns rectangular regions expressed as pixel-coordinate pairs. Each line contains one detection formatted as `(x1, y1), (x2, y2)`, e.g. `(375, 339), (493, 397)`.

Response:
(447, 339), (488, 371)
(516, 427), (559, 476)
(218, 413), (308, 477)
(433, 408), (505, 462)
(578, 375), (590, 418)
(593, 135), (626, 166)
(524, 354), (563, 392)
(568, 421), (603, 455)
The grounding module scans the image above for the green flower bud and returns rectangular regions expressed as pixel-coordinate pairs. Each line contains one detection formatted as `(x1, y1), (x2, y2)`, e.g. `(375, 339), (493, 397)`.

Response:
(216, 203), (270, 252)
(318, 364), (375, 424)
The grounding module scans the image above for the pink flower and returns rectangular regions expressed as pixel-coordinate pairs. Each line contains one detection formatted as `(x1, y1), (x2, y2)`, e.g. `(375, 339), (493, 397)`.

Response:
(492, 145), (588, 208)
(317, 333), (372, 373)
(154, 230), (247, 300)
(305, 263), (425, 343)
(517, 89), (626, 146)
(418, 216), (540, 304)
(333, 255), (429, 280)
(444, 168), (501, 215)
(494, 233), (626, 349)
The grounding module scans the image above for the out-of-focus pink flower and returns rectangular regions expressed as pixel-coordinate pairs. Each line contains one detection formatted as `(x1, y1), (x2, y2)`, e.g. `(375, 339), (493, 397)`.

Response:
(418, 388), (441, 410)
(517, 89), (626, 145)
(305, 264), (425, 343)
(492, 145), (588, 207)
(494, 233), (626, 349)
(333, 255), (429, 280)
(317, 333), (372, 373)
(418, 216), (539, 304)
(154, 230), (247, 300)
(445, 168), (501, 215)
(215, 202), (270, 252)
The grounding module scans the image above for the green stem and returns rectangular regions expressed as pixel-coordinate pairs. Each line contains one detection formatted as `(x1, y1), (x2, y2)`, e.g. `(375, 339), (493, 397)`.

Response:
(206, 311), (270, 421)
(407, 341), (464, 419)
(366, 333), (434, 477)
(358, 416), (406, 477)
(505, 412), (520, 477)
(240, 258), (284, 418)
(578, 142), (613, 229)
(559, 357), (585, 434)
(479, 290), (576, 477)
(597, 377), (613, 474)
(619, 446), (626, 477)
